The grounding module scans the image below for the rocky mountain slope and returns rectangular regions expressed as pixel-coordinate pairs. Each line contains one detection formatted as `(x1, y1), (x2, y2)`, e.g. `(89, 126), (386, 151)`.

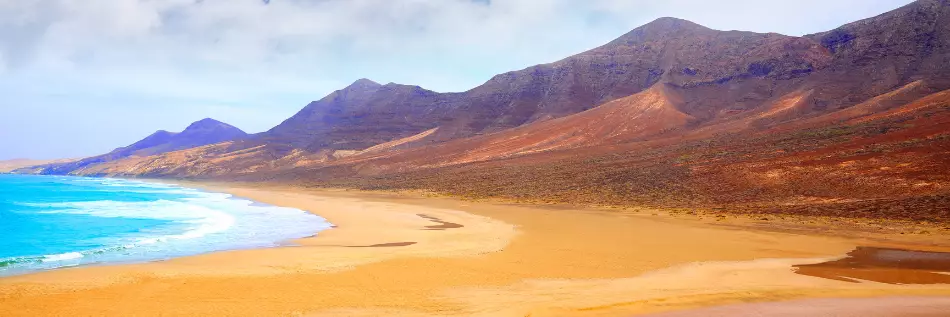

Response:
(29, 118), (246, 175)
(23, 0), (950, 220)
(217, 13), (839, 157)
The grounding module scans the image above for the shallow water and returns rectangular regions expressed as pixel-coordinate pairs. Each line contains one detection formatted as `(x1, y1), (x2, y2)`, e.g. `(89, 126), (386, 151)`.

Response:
(0, 174), (332, 276)
(794, 246), (950, 284)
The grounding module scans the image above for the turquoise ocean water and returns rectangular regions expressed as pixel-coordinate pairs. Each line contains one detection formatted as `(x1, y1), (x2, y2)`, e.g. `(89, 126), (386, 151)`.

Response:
(0, 174), (332, 276)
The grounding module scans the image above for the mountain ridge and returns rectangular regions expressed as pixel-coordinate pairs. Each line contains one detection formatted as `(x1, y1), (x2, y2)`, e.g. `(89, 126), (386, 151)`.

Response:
(27, 118), (246, 175)
(19, 0), (950, 220)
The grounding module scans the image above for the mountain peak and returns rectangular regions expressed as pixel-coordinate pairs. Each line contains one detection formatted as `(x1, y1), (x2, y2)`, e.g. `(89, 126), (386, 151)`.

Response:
(644, 16), (698, 25)
(180, 118), (247, 140)
(105, 118), (246, 160)
(184, 118), (229, 131)
(601, 17), (713, 48)
(346, 78), (382, 90)
(637, 17), (709, 33)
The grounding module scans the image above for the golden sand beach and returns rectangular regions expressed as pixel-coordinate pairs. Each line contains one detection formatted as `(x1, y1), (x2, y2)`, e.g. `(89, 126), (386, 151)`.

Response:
(1, 183), (949, 316)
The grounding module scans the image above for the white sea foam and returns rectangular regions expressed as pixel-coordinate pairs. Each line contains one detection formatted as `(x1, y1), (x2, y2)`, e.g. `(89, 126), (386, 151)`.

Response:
(71, 177), (175, 189)
(42, 252), (84, 263)
(1, 177), (332, 276)
(36, 199), (238, 246)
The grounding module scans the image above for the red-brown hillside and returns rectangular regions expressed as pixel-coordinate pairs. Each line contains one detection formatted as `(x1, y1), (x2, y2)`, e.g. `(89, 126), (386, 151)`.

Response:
(22, 0), (950, 221)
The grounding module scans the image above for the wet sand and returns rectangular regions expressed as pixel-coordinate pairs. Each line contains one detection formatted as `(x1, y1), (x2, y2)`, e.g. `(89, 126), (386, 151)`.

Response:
(418, 213), (465, 230)
(795, 246), (950, 284)
(642, 296), (950, 317)
(0, 183), (949, 316)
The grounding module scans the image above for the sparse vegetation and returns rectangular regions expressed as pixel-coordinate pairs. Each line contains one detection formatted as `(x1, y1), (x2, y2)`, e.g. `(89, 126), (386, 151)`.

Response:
(286, 100), (950, 223)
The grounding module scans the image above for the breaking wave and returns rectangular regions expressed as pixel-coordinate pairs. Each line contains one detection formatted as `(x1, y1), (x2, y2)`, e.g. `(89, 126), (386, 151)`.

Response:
(0, 176), (332, 276)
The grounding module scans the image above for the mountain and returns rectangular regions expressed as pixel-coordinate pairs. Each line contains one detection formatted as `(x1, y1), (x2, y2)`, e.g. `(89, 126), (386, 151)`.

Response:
(28, 118), (246, 175)
(256, 16), (831, 153)
(26, 0), (950, 220)
(261, 79), (449, 152)
(252, 0), (950, 154)
(116, 118), (248, 157)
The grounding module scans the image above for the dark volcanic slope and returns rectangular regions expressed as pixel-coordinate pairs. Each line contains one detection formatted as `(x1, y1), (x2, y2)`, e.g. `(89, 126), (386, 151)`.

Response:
(262, 79), (450, 152)
(803, 0), (950, 109)
(249, 0), (950, 153)
(122, 118), (247, 157)
(254, 16), (834, 153)
(45, 0), (950, 165)
(31, 0), (950, 221)
(317, 88), (950, 221)
(245, 0), (950, 164)
(33, 118), (246, 175)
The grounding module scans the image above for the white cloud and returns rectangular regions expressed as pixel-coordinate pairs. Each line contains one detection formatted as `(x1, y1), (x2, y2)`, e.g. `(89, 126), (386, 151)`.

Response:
(0, 0), (916, 91)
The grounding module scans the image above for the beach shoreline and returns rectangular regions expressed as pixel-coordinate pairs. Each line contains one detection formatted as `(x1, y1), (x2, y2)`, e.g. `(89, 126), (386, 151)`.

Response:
(1, 181), (949, 316)
(0, 176), (333, 278)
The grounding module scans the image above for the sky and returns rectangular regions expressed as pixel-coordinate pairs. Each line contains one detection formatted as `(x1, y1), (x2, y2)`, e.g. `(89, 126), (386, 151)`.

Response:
(0, 0), (915, 160)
